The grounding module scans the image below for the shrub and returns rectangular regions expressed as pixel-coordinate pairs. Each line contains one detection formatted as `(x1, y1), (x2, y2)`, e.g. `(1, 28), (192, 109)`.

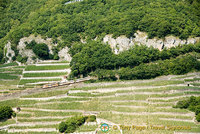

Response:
(65, 124), (76, 133)
(175, 100), (190, 109)
(12, 56), (16, 61)
(25, 40), (37, 49)
(196, 113), (200, 122)
(0, 106), (14, 120)
(58, 116), (93, 133)
(195, 105), (200, 115)
(87, 115), (96, 122)
(16, 55), (28, 63)
(76, 116), (87, 126)
(175, 96), (200, 122)
(33, 43), (49, 60)
(58, 121), (68, 133)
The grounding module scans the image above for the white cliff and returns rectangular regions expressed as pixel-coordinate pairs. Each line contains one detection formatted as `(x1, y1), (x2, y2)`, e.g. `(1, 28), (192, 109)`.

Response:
(103, 31), (200, 54)
(16, 35), (71, 64)
(4, 42), (15, 63)
(58, 46), (72, 61)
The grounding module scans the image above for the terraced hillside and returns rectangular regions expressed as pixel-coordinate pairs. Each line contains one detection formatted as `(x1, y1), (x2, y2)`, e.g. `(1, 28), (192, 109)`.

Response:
(19, 61), (71, 88)
(0, 62), (23, 95)
(0, 73), (200, 134)
(0, 60), (71, 96)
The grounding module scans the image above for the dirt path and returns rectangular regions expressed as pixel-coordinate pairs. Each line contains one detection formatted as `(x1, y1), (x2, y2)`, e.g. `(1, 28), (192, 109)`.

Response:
(112, 105), (172, 109)
(0, 122), (60, 132)
(20, 94), (70, 101)
(18, 116), (72, 120)
(84, 84), (187, 93)
(8, 128), (57, 133)
(34, 100), (89, 105)
(20, 95), (94, 101)
(174, 132), (200, 134)
(13, 121), (60, 126)
(20, 108), (193, 117)
(159, 118), (194, 123)
(111, 111), (194, 117)
(83, 75), (182, 88)
(0, 81), (83, 101)
(148, 94), (200, 101)
(102, 100), (177, 105)
(21, 108), (100, 115)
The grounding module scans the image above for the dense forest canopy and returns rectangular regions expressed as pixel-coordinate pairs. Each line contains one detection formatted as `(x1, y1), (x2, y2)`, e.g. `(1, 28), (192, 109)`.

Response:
(0, 0), (200, 63)
(69, 41), (200, 79)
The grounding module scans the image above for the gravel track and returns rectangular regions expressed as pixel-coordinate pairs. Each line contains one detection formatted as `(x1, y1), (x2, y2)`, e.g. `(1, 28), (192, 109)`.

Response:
(148, 94), (200, 101)
(8, 128), (57, 133)
(21, 108), (100, 115)
(18, 116), (72, 120)
(20, 108), (194, 117)
(159, 118), (194, 123)
(34, 100), (89, 105)
(111, 111), (194, 117)
(112, 105), (173, 109)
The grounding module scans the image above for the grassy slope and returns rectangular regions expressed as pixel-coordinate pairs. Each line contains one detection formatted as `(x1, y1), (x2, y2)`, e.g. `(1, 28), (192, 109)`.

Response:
(0, 74), (200, 133)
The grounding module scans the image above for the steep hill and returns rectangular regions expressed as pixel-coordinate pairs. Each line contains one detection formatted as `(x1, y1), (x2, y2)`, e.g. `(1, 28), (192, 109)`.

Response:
(0, 0), (200, 63)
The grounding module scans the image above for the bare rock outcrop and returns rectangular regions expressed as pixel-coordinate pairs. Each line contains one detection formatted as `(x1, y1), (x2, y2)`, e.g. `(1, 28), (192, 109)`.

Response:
(17, 35), (55, 64)
(103, 31), (200, 54)
(5, 42), (15, 63)
(58, 46), (72, 61)
(103, 35), (134, 54)
(4, 35), (72, 64)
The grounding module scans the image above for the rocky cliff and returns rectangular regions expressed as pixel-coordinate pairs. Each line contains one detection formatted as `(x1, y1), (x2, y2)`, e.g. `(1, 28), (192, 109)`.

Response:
(5, 35), (72, 63)
(4, 31), (200, 63)
(103, 31), (200, 54)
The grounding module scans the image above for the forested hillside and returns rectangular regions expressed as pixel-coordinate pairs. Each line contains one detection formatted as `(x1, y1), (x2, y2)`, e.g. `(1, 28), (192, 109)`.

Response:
(69, 41), (200, 80)
(0, 0), (200, 63)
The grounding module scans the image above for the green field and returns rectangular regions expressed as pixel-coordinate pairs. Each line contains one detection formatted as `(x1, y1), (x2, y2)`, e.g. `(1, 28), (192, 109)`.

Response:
(0, 73), (19, 79)
(0, 62), (18, 68)
(37, 61), (69, 64)
(25, 65), (70, 71)
(0, 64), (24, 94)
(23, 72), (67, 77)
(18, 61), (70, 86)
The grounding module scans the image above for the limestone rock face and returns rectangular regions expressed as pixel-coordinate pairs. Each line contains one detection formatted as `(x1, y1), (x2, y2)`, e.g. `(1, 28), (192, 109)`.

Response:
(103, 35), (134, 54)
(58, 46), (72, 61)
(103, 31), (200, 54)
(187, 38), (198, 44)
(17, 35), (55, 64)
(5, 42), (15, 63)
(5, 34), (72, 64)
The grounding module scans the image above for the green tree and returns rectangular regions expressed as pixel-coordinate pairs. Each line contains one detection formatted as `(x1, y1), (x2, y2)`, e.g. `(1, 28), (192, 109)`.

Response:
(0, 106), (14, 120)
(0, 49), (3, 63)
(33, 43), (49, 60)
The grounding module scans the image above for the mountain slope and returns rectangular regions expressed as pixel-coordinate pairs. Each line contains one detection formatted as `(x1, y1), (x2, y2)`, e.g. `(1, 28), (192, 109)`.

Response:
(0, 0), (200, 63)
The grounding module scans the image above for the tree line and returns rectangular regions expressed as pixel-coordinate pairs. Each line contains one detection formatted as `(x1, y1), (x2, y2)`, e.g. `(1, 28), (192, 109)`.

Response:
(69, 41), (200, 79)
(0, 0), (200, 63)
